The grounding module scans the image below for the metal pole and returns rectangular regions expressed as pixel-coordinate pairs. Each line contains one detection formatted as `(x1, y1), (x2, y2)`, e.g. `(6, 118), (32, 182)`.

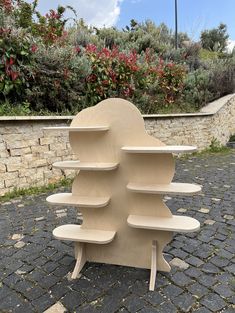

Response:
(175, 0), (178, 49)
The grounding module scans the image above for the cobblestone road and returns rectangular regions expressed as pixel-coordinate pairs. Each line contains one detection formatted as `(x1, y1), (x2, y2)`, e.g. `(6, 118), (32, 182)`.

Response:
(0, 151), (234, 313)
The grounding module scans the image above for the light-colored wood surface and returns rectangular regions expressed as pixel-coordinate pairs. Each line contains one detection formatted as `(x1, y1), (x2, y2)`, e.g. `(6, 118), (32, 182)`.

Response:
(127, 215), (200, 232)
(46, 193), (110, 208)
(43, 126), (109, 131)
(71, 242), (86, 279)
(47, 98), (201, 291)
(149, 240), (157, 291)
(122, 146), (197, 153)
(127, 182), (202, 195)
(53, 161), (119, 170)
(53, 224), (116, 244)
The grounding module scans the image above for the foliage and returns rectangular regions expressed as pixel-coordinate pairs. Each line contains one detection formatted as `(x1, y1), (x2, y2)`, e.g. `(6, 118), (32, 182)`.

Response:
(0, 1), (234, 115)
(0, 177), (73, 202)
(24, 45), (91, 113)
(229, 134), (235, 142)
(200, 23), (229, 52)
(199, 48), (219, 60)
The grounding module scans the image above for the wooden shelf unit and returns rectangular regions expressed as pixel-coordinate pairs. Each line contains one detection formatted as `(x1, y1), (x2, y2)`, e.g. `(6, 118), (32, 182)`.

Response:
(44, 98), (201, 292)
(127, 182), (201, 195)
(46, 193), (110, 208)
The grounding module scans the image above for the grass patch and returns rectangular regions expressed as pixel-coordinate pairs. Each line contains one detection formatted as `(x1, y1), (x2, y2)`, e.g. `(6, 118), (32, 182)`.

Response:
(181, 138), (231, 159)
(0, 177), (73, 203)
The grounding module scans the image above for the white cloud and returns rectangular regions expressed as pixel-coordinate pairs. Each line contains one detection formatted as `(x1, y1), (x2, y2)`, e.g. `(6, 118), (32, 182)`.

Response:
(226, 40), (235, 53)
(65, 0), (123, 27)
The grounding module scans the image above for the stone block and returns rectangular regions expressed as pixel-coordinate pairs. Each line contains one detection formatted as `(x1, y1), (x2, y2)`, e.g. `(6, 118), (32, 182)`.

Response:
(0, 163), (6, 173)
(11, 147), (31, 156)
(31, 145), (49, 155)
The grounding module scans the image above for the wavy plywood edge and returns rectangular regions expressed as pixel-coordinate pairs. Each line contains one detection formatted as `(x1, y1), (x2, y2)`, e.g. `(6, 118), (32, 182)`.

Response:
(127, 182), (202, 195)
(46, 193), (110, 208)
(43, 126), (109, 131)
(127, 215), (200, 233)
(122, 146), (197, 153)
(53, 224), (116, 244)
(52, 161), (119, 170)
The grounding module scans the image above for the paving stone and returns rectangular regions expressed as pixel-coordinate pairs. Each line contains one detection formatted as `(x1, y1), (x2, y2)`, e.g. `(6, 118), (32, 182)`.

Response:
(25, 285), (46, 301)
(123, 294), (147, 312)
(0, 292), (25, 311)
(204, 219), (215, 225)
(224, 214), (233, 220)
(213, 283), (234, 298)
(43, 301), (66, 313)
(11, 234), (24, 240)
(198, 208), (210, 213)
(202, 263), (220, 274)
(172, 292), (196, 312)
(177, 208), (187, 213)
(225, 264), (235, 274)
(185, 267), (202, 278)
(143, 292), (165, 306)
(61, 291), (85, 310)
(35, 216), (46, 221)
(201, 293), (226, 312)
(171, 271), (193, 287)
(14, 241), (26, 248)
(32, 293), (55, 312)
(162, 284), (184, 298)
(198, 274), (217, 287)
(186, 256), (204, 267)
(188, 282), (209, 298)
(169, 258), (189, 270)
(210, 256), (230, 267)
(50, 283), (69, 300)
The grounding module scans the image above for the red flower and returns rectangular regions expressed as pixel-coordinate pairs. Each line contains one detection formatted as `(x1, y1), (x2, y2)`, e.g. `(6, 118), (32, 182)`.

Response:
(74, 46), (81, 54)
(10, 71), (19, 81)
(86, 44), (97, 53)
(31, 44), (38, 53)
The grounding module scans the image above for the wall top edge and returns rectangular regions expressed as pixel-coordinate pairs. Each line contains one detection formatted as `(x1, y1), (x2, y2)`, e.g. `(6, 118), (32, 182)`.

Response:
(0, 94), (234, 122)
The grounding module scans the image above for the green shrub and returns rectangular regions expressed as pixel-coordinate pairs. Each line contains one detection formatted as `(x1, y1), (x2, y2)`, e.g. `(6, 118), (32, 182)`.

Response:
(199, 48), (219, 60)
(182, 69), (214, 109)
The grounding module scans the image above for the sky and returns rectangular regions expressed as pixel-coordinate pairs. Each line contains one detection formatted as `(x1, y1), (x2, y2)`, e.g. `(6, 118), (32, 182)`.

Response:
(35, 0), (235, 42)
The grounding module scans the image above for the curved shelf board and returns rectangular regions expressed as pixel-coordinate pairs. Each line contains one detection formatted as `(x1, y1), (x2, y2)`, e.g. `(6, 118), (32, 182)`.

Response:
(122, 145), (197, 154)
(53, 224), (116, 244)
(53, 161), (119, 171)
(127, 215), (200, 233)
(127, 182), (202, 195)
(43, 126), (109, 132)
(47, 193), (110, 208)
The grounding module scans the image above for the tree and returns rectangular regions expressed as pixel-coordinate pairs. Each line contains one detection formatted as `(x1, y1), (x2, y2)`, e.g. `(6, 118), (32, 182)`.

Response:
(200, 23), (229, 52)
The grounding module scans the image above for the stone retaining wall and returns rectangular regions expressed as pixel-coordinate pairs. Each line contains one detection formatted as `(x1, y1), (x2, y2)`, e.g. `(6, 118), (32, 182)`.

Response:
(0, 94), (235, 196)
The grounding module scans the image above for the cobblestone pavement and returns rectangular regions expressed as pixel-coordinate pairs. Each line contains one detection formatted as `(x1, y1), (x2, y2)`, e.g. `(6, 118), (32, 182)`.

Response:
(0, 151), (234, 313)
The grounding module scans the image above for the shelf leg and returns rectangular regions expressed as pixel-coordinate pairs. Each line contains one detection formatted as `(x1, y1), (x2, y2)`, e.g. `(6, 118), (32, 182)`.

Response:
(149, 240), (157, 291)
(71, 242), (86, 279)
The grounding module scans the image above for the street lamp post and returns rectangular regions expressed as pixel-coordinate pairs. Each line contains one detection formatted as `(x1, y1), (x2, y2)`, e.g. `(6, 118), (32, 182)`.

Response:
(175, 0), (178, 49)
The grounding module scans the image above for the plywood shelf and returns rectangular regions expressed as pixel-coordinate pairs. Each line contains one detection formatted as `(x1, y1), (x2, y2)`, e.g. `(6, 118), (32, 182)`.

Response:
(53, 224), (116, 244)
(46, 193), (110, 208)
(127, 215), (200, 233)
(43, 126), (109, 131)
(122, 145), (197, 153)
(127, 182), (201, 195)
(53, 161), (119, 171)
